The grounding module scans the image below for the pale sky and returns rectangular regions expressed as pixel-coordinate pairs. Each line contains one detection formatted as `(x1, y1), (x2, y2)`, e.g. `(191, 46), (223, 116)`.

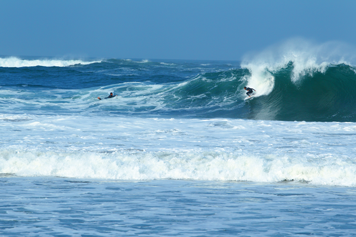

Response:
(1, 0), (355, 60)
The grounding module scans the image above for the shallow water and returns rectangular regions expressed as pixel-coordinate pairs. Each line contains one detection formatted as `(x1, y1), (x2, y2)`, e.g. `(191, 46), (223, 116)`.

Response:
(1, 178), (356, 236)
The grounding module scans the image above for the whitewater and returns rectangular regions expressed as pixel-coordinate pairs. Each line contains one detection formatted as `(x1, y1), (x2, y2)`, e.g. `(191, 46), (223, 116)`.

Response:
(2, 41), (356, 236)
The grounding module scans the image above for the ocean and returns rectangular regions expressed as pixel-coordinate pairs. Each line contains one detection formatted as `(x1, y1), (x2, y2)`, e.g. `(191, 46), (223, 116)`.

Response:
(1, 47), (356, 235)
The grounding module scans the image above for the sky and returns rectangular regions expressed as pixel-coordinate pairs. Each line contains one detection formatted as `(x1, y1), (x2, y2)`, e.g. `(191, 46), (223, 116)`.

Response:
(1, 0), (356, 61)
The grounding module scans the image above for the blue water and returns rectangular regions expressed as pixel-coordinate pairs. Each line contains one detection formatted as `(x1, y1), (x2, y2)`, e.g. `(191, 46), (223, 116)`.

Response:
(1, 50), (356, 235)
(2, 178), (356, 236)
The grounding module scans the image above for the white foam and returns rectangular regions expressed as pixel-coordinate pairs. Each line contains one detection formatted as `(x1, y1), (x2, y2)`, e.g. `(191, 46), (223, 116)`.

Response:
(137, 59), (150, 63)
(0, 57), (101, 67)
(160, 62), (175, 66)
(1, 149), (356, 186)
(1, 114), (356, 186)
(241, 38), (356, 96)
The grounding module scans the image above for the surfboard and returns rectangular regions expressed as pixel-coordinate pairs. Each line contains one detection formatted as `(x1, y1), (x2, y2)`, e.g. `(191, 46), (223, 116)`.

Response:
(244, 91), (256, 101)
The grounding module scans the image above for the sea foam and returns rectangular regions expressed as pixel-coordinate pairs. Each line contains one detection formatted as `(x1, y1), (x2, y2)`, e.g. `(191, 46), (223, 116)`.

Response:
(0, 57), (101, 67)
(1, 148), (356, 186)
(1, 114), (356, 186)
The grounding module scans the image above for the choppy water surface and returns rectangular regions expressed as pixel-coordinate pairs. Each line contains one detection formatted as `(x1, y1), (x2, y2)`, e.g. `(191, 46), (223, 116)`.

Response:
(2, 178), (356, 236)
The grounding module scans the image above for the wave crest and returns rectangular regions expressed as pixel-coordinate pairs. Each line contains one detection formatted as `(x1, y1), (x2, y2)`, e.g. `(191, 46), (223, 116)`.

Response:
(0, 57), (101, 68)
(241, 38), (356, 95)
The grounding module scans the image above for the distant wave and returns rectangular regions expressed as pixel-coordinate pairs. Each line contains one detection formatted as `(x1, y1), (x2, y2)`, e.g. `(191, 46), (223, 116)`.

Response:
(0, 57), (101, 68)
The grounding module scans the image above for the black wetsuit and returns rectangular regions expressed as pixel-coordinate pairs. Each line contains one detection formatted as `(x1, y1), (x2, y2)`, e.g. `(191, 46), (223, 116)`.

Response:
(246, 87), (254, 96)
(98, 94), (116, 100)
(107, 94), (116, 98)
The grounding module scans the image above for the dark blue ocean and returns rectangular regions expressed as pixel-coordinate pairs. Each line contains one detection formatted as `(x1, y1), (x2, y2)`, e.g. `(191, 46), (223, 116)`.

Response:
(1, 52), (356, 235)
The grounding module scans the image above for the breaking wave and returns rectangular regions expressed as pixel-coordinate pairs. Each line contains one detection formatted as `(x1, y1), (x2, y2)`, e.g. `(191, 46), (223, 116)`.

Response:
(0, 57), (101, 67)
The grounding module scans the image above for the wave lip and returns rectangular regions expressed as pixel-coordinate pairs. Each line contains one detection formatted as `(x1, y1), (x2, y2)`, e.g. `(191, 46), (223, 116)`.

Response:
(0, 57), (101, 68)
(237, 39), (356, 121)
(241, 38), (356, 96)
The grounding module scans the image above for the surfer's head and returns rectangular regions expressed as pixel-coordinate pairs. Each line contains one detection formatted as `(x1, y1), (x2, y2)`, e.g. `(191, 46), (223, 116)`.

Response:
(244, 87), (247, 90)
(110, 92), (113, 95)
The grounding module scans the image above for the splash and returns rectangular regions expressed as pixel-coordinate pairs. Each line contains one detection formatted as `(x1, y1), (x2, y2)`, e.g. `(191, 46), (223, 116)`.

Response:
(241, 38), (356, 96)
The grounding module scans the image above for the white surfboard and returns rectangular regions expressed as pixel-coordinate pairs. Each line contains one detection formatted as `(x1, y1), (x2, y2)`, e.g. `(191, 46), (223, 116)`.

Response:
(244, 92), (256, 101)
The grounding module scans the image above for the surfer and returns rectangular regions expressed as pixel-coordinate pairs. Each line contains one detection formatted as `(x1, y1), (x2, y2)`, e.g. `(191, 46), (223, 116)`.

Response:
(98, 92), (117, 100)
(244, 87), (256, 97)
(107, 92), (116, 98)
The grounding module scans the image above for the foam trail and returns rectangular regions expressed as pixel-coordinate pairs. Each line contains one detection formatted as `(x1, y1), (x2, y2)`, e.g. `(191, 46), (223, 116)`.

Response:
(241, 38), (356, 95)
(0, 57), (101, 67)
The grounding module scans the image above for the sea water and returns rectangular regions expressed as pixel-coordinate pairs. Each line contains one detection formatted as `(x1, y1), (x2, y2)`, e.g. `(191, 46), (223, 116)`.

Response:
(2, 41), (356, 236)
(2, 179), (356, 236)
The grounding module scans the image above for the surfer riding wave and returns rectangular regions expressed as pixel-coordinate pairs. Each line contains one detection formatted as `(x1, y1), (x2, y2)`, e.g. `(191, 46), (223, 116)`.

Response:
(244, 87), (256, 97)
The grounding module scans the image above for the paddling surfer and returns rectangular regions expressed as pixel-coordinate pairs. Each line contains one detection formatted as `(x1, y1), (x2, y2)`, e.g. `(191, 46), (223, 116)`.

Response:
(98, 92), (117, 100)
